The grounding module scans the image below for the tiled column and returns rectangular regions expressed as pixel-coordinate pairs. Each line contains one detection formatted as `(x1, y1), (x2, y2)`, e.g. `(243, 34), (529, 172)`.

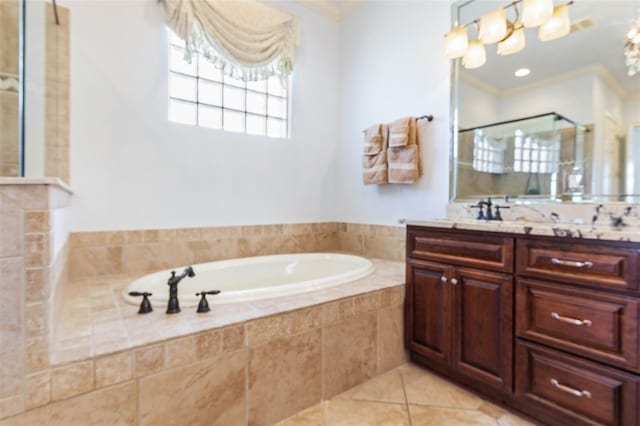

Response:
(0, 181), (71, 420)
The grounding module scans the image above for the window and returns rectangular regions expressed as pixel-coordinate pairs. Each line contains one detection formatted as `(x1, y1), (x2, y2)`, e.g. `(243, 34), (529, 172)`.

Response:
(168, 32), (290, 138)
(472, 129), (506, 174)
(513, 130), (560, 174)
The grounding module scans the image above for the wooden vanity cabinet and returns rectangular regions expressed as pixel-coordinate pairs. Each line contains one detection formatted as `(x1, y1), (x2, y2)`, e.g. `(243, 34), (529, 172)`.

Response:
(406, 227), (514, 394)
(406, 225), (640, 426)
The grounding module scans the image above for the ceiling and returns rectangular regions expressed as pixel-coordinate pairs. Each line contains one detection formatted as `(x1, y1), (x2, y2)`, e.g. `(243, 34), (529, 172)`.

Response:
(459, 0), (640, 95)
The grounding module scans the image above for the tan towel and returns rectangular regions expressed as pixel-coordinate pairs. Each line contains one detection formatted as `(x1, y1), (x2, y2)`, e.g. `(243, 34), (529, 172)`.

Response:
(363, 151), (388, 185)
(388, 144), (419, 184)
(363, 124), (384, 155)
(388, 117), (416, 147)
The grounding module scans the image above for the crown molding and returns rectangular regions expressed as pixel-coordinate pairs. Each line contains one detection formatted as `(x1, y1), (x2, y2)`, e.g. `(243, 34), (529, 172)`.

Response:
(464, 64), (639, 101)
(294, 0), (365, 21)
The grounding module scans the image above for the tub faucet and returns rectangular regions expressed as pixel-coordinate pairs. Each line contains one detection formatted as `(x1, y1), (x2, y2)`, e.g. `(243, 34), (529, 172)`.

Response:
(166, 266), (195, 314)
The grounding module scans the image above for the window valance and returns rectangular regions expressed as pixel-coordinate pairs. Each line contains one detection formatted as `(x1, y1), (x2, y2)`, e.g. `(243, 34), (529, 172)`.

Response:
(162, 0), (300, 81)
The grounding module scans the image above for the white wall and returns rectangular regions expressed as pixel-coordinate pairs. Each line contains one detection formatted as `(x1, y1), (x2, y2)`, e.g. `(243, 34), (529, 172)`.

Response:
(62, 0), (340, 231)
(335, 1), (452, 225)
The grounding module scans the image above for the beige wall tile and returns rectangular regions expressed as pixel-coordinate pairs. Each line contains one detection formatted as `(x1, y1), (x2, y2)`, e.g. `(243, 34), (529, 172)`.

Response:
(165, 336), (196, 369)
(25, 302), (47, 338)
(223, 324), (245, 353)
(323, 311), (378, 399)
(68, 246), (123, 279)
(25, 268), (49, 302)
(248, 329), (322, 426)
(0, 394), (24, 421)
(139, 351), (246, 426)
(24, 233), (49, 268)
(26, 336), (49, 373)
(0, 349), (24, 398)
(94, 351), (132, 388)
(322, 298), (354, 325)
(195, 330), (222, 360)
(0, 381), (136, 426)
(246, 314), (291, 347)
(0, 206), (22, 258)
(134, 344), (165, 378)
(381, 285), (404, 307)
(289, 306), (322, 336)
(336, 232), (363, 255)
(377, 305), (408, 374)
(25, 371), (50, 410)
(354, 292), (381, 314)
(24, 211), (50, 233)
(51, 361), (94, 401)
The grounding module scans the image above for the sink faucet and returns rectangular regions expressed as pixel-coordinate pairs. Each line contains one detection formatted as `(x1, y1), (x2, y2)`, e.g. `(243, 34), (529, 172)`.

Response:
(166, 266), (195, 314)
(470, 198), (509, 221)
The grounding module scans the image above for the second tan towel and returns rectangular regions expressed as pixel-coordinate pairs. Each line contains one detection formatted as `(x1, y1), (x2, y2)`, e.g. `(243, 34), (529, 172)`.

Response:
(387, 117), (420, 184)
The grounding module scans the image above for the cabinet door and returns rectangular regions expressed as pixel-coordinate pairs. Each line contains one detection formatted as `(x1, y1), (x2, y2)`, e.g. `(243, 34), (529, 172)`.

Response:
(406, 259), (452, 368)
(452, 267), (513, 392)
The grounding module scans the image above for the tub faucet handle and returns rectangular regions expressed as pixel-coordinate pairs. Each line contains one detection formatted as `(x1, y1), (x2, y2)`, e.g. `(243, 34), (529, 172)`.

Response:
(128, 291), (153, 314)
(195, 290), (221, 313)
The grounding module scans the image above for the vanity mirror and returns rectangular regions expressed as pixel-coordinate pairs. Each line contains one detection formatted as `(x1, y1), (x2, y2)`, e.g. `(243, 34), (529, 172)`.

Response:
(450, 0), (640, 202)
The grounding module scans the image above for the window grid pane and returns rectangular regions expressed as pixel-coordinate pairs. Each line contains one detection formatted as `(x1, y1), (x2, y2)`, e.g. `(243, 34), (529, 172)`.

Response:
(167, 31), (289, 138)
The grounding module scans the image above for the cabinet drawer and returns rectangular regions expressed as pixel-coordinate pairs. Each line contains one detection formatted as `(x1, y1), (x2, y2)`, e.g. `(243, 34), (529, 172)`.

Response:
(516, 279), (639, 371)
(516, 341), (639, 426)
(407, 227), (513, 273)
(516, 239), (639, 293)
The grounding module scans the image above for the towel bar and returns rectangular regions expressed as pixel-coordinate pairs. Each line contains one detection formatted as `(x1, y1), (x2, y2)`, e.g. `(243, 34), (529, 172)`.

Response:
(417, 115), (434, 122)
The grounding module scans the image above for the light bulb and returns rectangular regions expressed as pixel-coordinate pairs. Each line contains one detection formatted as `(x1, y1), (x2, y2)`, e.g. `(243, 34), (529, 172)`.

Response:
(522, 0), (553, 28)
(497, 27), (525, 56)
(444, 26), (469, 59)
(539, 4), (570, 42)
(479, 8), (508, 45)
(462, 40), (486, 69)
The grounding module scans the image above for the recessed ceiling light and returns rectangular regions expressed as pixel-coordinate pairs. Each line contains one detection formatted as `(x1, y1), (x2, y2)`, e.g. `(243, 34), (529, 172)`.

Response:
(515, 68), (531, 77)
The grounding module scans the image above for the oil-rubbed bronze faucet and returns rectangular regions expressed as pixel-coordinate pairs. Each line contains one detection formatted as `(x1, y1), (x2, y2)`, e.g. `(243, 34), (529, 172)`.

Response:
(166, 266), (195, 314)
(470, 197), (510, 221)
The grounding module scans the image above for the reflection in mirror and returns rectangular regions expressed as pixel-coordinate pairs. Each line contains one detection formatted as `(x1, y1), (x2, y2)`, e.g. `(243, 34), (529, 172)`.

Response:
(0, 0), (21, 176)
(451, 0), (640, 202)
(0, 0), (70, 181)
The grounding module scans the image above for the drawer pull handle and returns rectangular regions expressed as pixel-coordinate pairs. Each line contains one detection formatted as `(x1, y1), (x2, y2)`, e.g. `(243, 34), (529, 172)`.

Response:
(550, 258), (593, 269)
(550, 379), (592, 398)
(551, 312), (592, 327)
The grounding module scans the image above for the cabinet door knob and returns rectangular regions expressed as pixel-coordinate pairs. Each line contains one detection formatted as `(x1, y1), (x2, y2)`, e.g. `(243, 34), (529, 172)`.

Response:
(440, 276), (447, 283)
(450, 278), (458, 285)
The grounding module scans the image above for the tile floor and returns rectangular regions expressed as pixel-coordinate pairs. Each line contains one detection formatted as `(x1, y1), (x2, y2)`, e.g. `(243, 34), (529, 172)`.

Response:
(277, 363), (536, 426)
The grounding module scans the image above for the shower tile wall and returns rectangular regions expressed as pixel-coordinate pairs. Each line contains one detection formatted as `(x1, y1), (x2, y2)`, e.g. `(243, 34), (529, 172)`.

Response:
(0, 0), (20, 177)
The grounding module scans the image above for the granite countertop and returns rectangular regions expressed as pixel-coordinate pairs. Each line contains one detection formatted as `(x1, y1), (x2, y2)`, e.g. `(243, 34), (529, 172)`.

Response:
(407, 201), (640, 242)
(405, 218), (640, 242)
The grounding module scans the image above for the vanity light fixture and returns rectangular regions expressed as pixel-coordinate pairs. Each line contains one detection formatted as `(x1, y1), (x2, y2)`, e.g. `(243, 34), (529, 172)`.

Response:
(498, 26), (526, 55)
(445, 25), (469, 59)
(463, 40), (487, 69)
(445, 0), (574, 69)
(625, 8), (640, 76)
(479, 8), (509, 45)
(514, 68), (531, 77)
(521, 0), (554, 28)
(538, 4), (571, 41)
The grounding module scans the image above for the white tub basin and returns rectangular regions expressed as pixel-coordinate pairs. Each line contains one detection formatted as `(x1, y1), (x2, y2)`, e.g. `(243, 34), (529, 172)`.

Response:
(122, 253), (375, 307)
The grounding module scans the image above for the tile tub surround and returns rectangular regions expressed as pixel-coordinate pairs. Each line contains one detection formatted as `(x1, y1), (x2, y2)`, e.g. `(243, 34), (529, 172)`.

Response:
(0, 180), (71, 420)
(67, 222), (407, 281)
(1, 280), (406, 425)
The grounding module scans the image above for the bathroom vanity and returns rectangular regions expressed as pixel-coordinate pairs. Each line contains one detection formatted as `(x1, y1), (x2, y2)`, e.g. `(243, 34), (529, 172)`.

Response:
(405, 223), (640, 426)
